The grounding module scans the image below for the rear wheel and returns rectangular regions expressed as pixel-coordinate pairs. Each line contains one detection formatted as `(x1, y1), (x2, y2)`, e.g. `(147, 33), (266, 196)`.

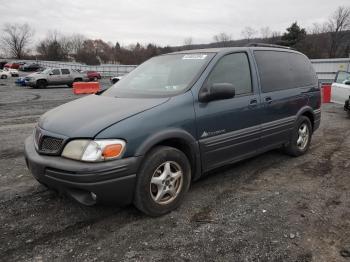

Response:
(68, 78), (83, 88)
(284, 116), (312, 156)
(133, 146), (191, 216)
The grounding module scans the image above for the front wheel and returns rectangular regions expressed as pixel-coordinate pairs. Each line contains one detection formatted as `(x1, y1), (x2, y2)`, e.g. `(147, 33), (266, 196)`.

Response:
(133, 146), (191, 216)
(284, 116), (312, 157)
(1, 75), (7, 79)
(36, 80), (47, 89)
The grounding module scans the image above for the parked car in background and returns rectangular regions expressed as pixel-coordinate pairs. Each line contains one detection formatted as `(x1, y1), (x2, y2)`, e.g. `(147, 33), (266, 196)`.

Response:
(4, 68), (19, 77)
(110, 76), (123, 84)
(0, 70), (12, 79)
(4, 62), (20, 69)
(25, 68), (84, 88)
(15, 77), (27, 86)
(20, 63), (41, 72)
(332, 71), (350, 107)
(82, 71), (101, 81)
(25, 45), (321, 216)
(0, 61), (7, 69)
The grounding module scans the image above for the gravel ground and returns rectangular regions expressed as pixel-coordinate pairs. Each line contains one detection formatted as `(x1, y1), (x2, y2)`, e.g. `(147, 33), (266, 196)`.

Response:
(0, 73), (350, 262)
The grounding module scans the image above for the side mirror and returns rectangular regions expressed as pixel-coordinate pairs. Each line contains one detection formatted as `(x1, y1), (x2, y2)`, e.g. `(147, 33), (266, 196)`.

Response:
(49, 72), (53, 75)
(199, 83), (235, 102)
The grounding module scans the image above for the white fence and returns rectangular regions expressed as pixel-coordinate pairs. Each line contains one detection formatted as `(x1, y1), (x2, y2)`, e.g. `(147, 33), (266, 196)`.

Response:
(19, 60), (138, 77)
(5, 57), (350, 81)
(310, 58), (350, 84)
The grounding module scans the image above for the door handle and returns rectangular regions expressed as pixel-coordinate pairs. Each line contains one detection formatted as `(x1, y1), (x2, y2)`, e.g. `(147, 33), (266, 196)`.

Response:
(249, 99), (258, 105)
(248, 98), (258, 108)
(265, 97), (273, 104)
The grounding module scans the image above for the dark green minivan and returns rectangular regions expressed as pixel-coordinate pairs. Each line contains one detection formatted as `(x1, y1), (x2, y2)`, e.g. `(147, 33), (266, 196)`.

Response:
(25, 45), (321, 216)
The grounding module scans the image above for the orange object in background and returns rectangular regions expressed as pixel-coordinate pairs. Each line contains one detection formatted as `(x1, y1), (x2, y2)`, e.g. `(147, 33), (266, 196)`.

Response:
(321, 83), (331, 103)
(73, 82), (100, 94)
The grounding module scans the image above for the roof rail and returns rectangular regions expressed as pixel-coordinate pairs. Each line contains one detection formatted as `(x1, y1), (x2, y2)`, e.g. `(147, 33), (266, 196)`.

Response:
(246, 43), (293, 50)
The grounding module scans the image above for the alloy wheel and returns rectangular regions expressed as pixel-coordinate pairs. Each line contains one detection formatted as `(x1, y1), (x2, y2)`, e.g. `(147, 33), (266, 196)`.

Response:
(150, 161), (183, 205)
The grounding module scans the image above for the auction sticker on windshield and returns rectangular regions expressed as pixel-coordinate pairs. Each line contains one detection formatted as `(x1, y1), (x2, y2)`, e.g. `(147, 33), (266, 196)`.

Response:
(182, 54), (208, 60)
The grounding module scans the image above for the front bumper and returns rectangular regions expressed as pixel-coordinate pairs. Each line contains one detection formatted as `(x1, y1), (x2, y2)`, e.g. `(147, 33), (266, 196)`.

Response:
(25, 80), (36, 87)
(24, 136), (140, 206)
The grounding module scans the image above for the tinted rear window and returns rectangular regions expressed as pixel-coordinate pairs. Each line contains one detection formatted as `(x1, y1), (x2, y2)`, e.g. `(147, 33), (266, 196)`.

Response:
(61, 69), (70, 75)
(254, 51), (317, 93)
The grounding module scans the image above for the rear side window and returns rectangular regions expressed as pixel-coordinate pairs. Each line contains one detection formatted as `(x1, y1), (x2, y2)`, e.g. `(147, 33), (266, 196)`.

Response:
(206, 52), (252, 96)
(61, 69), (70, 75)
(254, 51), (317, 93)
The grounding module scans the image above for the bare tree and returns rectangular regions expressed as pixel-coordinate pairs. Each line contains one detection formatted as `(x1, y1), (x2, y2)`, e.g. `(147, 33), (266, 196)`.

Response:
(260, 26), (272, 39)
(241, 26), (257, 42)
(1, 23), (34, 58)
(327, 6), (350, 57)
(213, 32), (232, 47)
(183, 37), (193, 50)
(309, 22), (328, 34)
(69, 34), (86, 54)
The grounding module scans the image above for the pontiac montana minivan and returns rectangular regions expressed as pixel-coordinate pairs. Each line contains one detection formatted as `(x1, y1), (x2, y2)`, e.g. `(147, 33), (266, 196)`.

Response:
(25, 45), (321, 216)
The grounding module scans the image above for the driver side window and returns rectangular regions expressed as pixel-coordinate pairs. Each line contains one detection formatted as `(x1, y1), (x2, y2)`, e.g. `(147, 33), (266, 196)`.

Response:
(51, 69), (60, 75)
(206, 53), (252, 96)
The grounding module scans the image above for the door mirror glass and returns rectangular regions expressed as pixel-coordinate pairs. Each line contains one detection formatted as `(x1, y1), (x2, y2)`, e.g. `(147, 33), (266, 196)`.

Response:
(199, 83), (235, 102)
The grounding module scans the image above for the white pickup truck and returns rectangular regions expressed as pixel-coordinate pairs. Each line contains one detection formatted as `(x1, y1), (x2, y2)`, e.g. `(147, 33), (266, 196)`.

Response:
(331, 71), (350, 115)
(25, 68), (84, 88)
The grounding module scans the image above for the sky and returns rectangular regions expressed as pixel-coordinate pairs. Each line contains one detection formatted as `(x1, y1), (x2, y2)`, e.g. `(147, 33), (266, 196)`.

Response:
(0, 0), (349, 47)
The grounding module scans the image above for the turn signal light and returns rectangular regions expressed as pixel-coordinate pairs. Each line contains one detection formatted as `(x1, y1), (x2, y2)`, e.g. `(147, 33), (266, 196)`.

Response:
(102, 144), (123, 159)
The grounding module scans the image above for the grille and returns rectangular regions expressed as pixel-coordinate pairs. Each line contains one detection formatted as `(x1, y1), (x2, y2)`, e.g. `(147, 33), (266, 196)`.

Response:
(39, 136), (64, 154)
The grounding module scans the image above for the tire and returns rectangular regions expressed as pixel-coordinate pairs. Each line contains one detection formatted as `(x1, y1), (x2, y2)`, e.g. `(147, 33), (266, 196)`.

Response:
(68, 78), (83, 88)
(284, 116), (312, 157)
(1, 75), (7, 79)
(36, 80), (47, 89)
(134, 146), (191, 216)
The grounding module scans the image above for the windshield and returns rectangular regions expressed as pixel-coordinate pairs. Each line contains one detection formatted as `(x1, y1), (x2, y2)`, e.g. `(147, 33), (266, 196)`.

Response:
(103, 53), (214, 98)
(335, 71), (350, 84)
(41, 68), (52, 74)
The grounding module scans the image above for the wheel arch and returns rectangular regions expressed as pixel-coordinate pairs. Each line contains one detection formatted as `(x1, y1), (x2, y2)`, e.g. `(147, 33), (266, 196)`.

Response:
(135, 129), (202, 181)
(296, 106), (315, 131)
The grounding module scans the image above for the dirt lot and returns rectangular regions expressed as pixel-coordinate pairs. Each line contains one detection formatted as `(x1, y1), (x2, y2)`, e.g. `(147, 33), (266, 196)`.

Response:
(0, 74), (350, 262)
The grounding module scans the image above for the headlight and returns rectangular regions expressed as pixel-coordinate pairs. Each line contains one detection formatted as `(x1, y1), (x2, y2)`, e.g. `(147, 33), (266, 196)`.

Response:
(61, 139), (126, 162)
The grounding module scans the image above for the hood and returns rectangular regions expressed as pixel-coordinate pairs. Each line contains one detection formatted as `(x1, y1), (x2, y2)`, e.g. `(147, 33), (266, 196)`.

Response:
(39, 94), (169, 137)
(27, 72), (43, 77)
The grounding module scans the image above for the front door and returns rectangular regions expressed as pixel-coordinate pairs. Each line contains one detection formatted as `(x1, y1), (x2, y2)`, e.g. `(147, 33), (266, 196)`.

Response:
(194, 52), (262, 172)
(49, 69), (62, 85)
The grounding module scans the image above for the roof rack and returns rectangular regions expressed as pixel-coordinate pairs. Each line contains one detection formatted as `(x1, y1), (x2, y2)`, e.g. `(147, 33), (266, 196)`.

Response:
(246, 43), (293, 50)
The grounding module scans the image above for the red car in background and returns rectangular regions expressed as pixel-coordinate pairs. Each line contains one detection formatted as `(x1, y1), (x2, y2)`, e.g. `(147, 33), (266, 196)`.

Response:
(82, 70), (101, 81)
(4, 62), (21, 69)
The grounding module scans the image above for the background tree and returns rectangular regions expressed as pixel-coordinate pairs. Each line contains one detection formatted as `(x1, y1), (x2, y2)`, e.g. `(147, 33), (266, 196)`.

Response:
(1, 23), (34, 58)
(241, 26), (257, 42)
(213, 32), (232, 47)
(260, 26), (272, 40)
(69, 34), (86, 55)
(280, 22), (306, 48)
(183, 37), (193, 50)
(327, 6), (350, 57)
(36, 31), (70, 61)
